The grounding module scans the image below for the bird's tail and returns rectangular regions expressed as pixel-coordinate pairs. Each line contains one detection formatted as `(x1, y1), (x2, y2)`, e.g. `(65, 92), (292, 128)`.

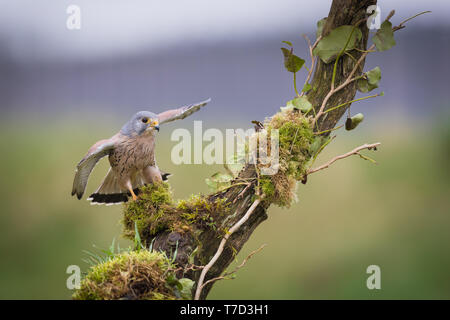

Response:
(87, 168), (170, 205)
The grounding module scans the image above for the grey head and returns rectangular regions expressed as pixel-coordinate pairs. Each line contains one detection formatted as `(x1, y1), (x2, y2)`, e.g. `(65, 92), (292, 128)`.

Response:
(121, 111), (160, 137)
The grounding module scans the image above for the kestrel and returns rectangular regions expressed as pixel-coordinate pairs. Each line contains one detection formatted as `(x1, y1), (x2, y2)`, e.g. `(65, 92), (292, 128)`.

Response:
(71, 99), (210, 205)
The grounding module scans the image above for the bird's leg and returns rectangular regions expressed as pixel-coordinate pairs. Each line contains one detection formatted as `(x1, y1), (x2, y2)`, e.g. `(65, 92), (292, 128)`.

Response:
(125, 180), (138, 201)
(129, 188), (138, 201)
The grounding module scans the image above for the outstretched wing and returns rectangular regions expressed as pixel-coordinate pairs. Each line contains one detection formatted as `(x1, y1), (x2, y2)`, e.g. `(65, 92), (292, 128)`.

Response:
(71, 139), (116, 200)
(158, 98), (211, 125)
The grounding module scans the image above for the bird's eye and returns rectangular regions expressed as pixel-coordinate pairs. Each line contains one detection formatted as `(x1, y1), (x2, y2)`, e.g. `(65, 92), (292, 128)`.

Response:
(141, 117), (149, 124)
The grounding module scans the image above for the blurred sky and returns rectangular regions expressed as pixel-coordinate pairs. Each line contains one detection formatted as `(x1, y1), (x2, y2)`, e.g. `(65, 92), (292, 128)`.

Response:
(1, 0), (449, 62)
(0, 1), (448, 125)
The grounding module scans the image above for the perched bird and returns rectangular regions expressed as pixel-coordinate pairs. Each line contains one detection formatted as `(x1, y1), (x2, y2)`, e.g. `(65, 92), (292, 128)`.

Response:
(71, 99), (210, 205)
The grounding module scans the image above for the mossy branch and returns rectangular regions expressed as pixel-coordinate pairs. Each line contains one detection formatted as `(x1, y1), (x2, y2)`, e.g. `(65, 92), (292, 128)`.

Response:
(75, 0), (388, 300)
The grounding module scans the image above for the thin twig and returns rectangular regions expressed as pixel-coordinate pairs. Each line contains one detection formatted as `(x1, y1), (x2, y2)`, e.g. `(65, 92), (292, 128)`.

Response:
(314, 43), (375, 124)
(393, 11), (431, 31)
(324, 92), (382, 114)
(194, 197), (263, 300)
(294, 72), (300, 97)
(200, 244), (267, 289)
(233, 182), (253, 204)
(331, 25), (357, 90)
(307, 142), (380, 175)
(310, 135), (336, 166)
(312, 10), (425, 126)
(300, 35), (322, 96)
(385, 10), (396, 22)
(290, 127), (300, 153)
(314, 124), (343, 135)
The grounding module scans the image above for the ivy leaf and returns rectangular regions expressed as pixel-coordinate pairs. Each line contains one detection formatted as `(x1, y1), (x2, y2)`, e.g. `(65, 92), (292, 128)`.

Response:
(178, 278), (195, 300)
(357, 66), (381, 93)
(309, 136), (325, 156)
(302, 82), (312, 92)
(345, 113), (364, 130)
(291, 96), (313, 113)
(316, 18), (327, 38)
(165, 273), (182, 291)
(205, 172), (233, 191)
(281, 47), (305, 73)
(281, 96), (312, 114)
(313, 25), (362, 63)
(372, 21), (396, 51)
(226, 153), (245, 177)
(280, 105), (293, 113)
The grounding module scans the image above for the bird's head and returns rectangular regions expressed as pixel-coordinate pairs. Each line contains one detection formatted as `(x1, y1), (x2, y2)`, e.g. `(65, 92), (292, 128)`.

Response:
(121, 111), (160, 137)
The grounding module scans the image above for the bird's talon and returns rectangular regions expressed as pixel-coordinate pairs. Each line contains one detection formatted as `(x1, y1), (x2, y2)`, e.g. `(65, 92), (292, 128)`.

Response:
(129, 188), (138, 201)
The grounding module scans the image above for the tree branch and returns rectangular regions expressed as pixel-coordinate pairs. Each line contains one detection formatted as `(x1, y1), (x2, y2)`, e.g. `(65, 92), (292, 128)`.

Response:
(199, 244), (267, 290)
(144, 0), (377, 300)
(75, 0), (384, 301)
(307, 143), (380, 175)
(194, 198), (263, 300)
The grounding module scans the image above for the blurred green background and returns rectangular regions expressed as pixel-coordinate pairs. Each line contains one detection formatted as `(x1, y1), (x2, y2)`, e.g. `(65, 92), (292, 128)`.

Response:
(0, 111), (448, 299)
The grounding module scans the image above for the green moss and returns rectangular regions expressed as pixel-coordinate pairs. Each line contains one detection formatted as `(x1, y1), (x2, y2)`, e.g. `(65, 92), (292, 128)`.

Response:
(139, 182), (172, 205)
(260, 176), (275, 199)
(122, 182), (180, 243)
(176, 195), (229, 232)
(123, 183), (230, 244)
(72, 250), (176, 300)
(258, 110), (314, 207)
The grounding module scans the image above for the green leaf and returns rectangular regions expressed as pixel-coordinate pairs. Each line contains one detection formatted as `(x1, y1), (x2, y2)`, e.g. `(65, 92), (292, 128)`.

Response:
(309, 136), (326, 156)
(205, 172), (233, 191)
(109, 237), (116, 255)
(166, 273), (182, 292)
(226, 163), (244, 177)
(366, 66), (381, 85)
(345, 113), (364, 131)
(281, 47), (305, 73)
(134, 222), (144, 250)
(302, 82), (312, 92)
(313, 25), (362, 63)
(226, 153), (245, 177)
(188, 246), (198, 265)
(372, 21), (396, 51)
(316, 18), (327, 38)
(281, 96), (312, 114)
(205, 178), (217, 190)
(212, 172), (233, 183)
(179, 278), (195, 300)
(282, 40), (293, 47)
(357, 66), (381, 93)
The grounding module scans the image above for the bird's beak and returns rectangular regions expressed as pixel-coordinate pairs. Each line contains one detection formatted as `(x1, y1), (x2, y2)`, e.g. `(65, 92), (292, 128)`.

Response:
(146, 120), (160, 132)
(152, 120), (160, 131)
